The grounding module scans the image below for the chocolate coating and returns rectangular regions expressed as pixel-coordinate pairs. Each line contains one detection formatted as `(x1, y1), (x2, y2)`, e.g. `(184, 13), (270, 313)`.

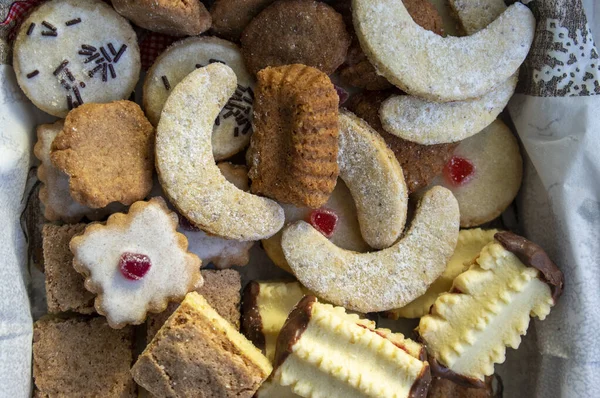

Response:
(409, 362), (432, 398)
(241, 281), (266, 352)
(495, 231), (564, 302)
(273, 295), (316, 369)
(428, 357), (486, 389)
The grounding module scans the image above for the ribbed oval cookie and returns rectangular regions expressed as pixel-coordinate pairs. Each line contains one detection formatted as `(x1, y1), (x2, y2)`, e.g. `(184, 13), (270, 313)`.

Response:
(144, 36), (255, 161)
(352, 0), (535, 101)
(379, 75), (517, 145)
(281, 186), (459, 313)
(13, 0), (140, 117)
(338, 110), (407, 249)
(156, 63), (284, 241)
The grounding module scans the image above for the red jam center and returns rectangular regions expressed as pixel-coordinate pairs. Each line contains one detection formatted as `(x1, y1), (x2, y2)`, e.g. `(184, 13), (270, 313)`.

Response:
(119, 252), (152, 280)
(444, 156), (475, 186)
(334, 84), (349, 105)
(308, 208), (339, 238)
(178, 214), (200, 232)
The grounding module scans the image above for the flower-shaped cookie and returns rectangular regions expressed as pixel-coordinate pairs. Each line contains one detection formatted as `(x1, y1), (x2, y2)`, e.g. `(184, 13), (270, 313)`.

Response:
(71, 197), (202, 328)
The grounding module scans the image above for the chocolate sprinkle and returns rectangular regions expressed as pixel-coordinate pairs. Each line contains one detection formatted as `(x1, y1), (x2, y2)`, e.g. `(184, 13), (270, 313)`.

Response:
(232, 95), (243, 102)
(41, 31), (58, 37)
(65, 69), (75, 82)
(237, 84), (248, 92)
(53, 60), (68, 76)
(223, 111), (234, 119)
(230, 103), (245, 111)
(100, 46), (112, 63)
(242, 123), (252, 135)
(215, 116), (220, 126)
(78, 50), (93, 56)
(73, 86), (83, 104)
(88, 65), (102, 77)
(234, 127), (239, 137)
(109, 64), (116, 79)
(113, 44), (127, 63)
(235, 89), (243, 97)
(65, 18), (81, 26)
(243, 97), (253, 105)
(79, 81), (86, 88)
(209, 58), (225, 64)
(235, 114), (246, 124)
(195, 63), (203, 68)
(248, 87), (255, 99)
(67, 95), (73, 110)
(26, 70), (39, 79)
(26, 23), (35, 36)
(42, 21), (56, 31)
(95, 57), (106, 64)
(224, 105), (233, 111)
(82, 44), (96, 51)
(101, 63), (107, 82)
(72, 100), (79, 108)
(60, 79), (70, 90)
(161, 75), (171, 90)
(84, 53), (100, 63)
(108, 43), (117, 56)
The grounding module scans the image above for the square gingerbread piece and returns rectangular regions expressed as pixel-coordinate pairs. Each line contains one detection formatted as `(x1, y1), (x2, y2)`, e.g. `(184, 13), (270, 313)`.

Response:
(146, 269), (241, 341)
(43, 223), (95, 314)
(132, 292), (271, 398)
(33, 316), (136, 397)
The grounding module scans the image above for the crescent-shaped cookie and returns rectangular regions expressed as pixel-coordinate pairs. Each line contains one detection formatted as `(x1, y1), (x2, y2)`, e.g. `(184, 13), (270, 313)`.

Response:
(338, 110), (407, 249)
(156, 63), (284, 241)
(281, 186), (460, 313)
(352, 0), (535, 101)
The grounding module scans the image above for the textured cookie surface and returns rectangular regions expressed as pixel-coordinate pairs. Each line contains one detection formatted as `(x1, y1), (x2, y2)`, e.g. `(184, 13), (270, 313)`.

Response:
(144, 36), (255, 160)
(156, 63), (284, 240)
(210, 0), (277, 41)
(247, 64), (339, 208)
(112, 0), (211, 36)
(70, 198), (202, 328)
(132, 292), (272, 397)
(33, 317), (136, 397)
(13, 0), (140, 117)
(241, 0), (350, 76)
(50, 100), (155, 209)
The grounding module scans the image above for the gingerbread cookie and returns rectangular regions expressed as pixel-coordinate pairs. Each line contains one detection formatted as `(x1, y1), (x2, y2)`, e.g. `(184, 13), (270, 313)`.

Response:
(247, 64), (339, 208)
(346, 91), (457, 193)
(432, 119), (523, 227)
(112, 0), (211, 37)
(13, 0), (140, 117)
(144, 36), (255, 160)
(155, 63), (284, 240)
(50, 100), (155, 209)
(210, 0), (277, 41)
(353, 0), (535, 101)
(241, 0), (350, 76)
(70, 197), (202, 328)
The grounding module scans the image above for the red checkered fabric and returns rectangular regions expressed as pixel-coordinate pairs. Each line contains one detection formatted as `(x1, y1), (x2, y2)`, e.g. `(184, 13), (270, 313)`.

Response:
(3, 0), (175, 70)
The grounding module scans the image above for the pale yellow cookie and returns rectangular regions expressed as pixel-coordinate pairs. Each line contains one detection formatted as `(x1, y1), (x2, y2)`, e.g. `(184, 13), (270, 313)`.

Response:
(282, 186), (459, 313)
(352, 0), (535, 101)
(155, 63), (284, 241)
(388, 228), (498, 319)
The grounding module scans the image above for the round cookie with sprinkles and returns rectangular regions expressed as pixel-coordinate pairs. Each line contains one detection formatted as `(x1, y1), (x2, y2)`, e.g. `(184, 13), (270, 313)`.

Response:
(144, 36), (255, 161)
(13, 0), (140, 117)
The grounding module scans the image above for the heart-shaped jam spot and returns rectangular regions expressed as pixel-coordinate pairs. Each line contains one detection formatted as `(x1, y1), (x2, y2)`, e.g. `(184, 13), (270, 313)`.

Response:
(119, 252), (152, 280)
(308, 208), (338, 238)
(444, 156), (475, 186)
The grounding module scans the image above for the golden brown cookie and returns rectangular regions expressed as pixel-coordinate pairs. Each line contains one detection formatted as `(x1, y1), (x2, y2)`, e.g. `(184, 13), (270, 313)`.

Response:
(210, 0), (277, 41)
(428, 375), (499, 398)
(240, 0), (351, 76)
(339, 0), (444, 91)
(112, 0), (211, 36)
(50, 100), (155, 209)
(345, 91), (457, 193)
(247, 64), (339, 208)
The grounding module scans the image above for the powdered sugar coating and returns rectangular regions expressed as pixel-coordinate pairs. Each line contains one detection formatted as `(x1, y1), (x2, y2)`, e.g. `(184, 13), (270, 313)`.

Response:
(281, 186), (460, 312)
(352, 0), (535, 101)
(71, 197), (202, 328)
(379, 75), (517, 145)
(155, 63), (284, 241)
(338, 110), (407, 249)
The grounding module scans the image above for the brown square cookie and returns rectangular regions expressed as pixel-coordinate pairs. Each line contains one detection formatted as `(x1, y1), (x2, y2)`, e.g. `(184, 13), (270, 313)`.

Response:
(33, 316), (136, 397)
(43, 223), (95, 314)
(146, 269), (242, 341)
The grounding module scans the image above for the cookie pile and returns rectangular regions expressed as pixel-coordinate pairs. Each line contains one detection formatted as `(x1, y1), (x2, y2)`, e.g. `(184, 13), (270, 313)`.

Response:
(19, 0), (564, 397)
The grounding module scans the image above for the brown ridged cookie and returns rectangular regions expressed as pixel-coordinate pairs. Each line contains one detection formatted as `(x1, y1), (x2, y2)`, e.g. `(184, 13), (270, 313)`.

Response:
(210, 0), (278, 41)
(50, 100), (155, 209)
(339, 0), (444, 91)
(112, 0), (211, 36)
(241, 0), (350, 76)
(247, 64), (339, 208)
(345, 91), (457, 193)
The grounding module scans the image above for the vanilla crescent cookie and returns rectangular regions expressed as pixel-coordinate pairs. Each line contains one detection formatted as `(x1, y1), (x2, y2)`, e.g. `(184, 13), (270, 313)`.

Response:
(13, 0), (140, 117)
(156, 63), (284, 241)
(144, 36), (255, 160)
(417, 232), (563, 386)
(70, 197), (202, 328)
(352, 0), (535, 101)
(282, 186), (459, 313)
(387, 228), (498, 319)
(338, 110), (407, 249)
